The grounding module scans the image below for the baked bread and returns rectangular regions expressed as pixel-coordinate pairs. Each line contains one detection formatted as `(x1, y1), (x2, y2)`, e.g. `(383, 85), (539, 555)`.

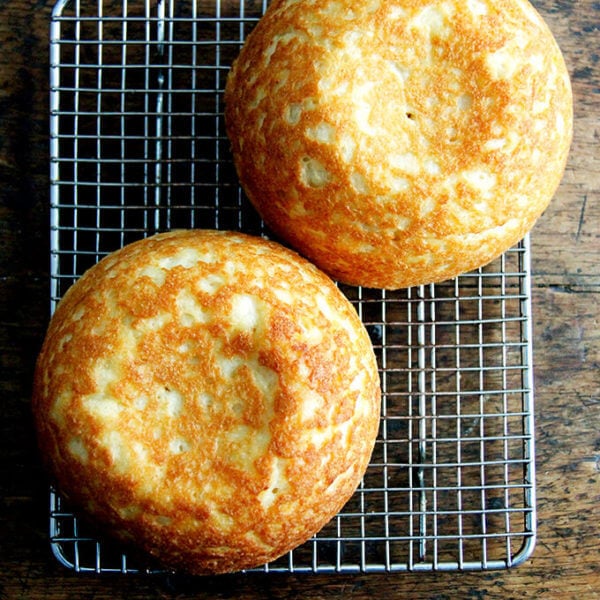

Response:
(225, 0), (573, 289)
(32, 230), (381, 574)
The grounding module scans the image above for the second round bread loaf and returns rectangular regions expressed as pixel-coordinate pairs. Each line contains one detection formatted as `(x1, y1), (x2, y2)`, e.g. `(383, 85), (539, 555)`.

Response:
(32, 230), (381, 574)
(225, 0), (573, 289)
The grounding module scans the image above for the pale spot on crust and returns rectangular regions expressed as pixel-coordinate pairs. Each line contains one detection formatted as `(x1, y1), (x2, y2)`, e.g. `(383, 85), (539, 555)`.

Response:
(158, 387), (184, 417)
(134, 395), (148, 410)
(197, 273), (225, 294)
(339, 133), (356, 162)
(229, 293), (263, 332)
(388, 60), (410, 82)
(301, 156), (332, 187)
(457, 93), (473, 111)
(484, 138), (507, 152)
(390, 177), (410, 192)
(394, 216), (412, 232)
(226, 425), (272, 470)
(389, 152), (421, 175)
(82, 394), (123, 420)
(158, 248), (203, 270)
(466, 0), (488, 17)
(154, 515), (173, 526)
(420, 197), (437, 218)
(299, 389), (322, 421)
(486, 46), (519, 80)
(218, 354), (242, 378)
(49, 390), (71, 427)
(68, 436), (89, 463)
(351, 172), (369, 194)
(462, 169), (497, 195)
(306, 121), (336, 144)
(272, 286), (293, 304)
(93, 359), (121, 390)
(424, 158), (441, 175)
(176, 289), (209, 326)
(137, 265), (166, 286)
(99, 430), (129, 473)
(137, 312), (172, 333)
(118, 505), (142, 520)
(258, 457), (290, 509)
(197, 392), (213, 410)
(408, 3), (454, 38)
(285, 103), (302, 125)
(169, 438), (191, 454)
(351, 80), (378, 135)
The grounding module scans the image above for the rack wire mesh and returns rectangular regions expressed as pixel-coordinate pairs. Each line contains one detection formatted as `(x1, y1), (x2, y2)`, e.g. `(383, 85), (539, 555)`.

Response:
(48, 0), (537, 574)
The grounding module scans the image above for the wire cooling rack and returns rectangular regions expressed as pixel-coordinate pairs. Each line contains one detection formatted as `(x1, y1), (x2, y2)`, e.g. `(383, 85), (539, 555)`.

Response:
(48, 0), (537, 574)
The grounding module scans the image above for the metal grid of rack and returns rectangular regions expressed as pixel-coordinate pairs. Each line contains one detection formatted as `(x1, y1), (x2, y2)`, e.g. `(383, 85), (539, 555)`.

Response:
(48, 0), (537, 574)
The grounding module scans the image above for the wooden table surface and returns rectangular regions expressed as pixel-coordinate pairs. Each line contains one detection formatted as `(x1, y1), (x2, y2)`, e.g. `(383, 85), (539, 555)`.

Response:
(1, 0), (598, 598)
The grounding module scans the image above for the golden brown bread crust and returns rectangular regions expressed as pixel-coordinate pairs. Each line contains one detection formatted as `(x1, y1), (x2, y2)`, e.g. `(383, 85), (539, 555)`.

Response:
(225, 0), (573, 289)
(32, 230), (381, 575)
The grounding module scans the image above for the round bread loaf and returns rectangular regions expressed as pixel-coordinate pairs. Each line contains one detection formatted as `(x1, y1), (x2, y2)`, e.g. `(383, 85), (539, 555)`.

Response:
(225, 0), (573, 289)
(32, 230), (381, 574)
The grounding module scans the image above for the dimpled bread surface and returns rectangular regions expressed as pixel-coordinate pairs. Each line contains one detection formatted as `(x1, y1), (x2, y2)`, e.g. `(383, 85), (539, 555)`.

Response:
(32, 230), (381, 575)
(225, 0), (573, 289)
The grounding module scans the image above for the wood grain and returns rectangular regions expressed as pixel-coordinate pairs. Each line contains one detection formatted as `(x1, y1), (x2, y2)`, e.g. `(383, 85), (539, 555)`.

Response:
(1, 0), (599, 598)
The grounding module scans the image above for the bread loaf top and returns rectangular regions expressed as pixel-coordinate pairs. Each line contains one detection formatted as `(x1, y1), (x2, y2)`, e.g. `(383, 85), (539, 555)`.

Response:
(32, 230), (381, 574)
(225, 0), (573, 289)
